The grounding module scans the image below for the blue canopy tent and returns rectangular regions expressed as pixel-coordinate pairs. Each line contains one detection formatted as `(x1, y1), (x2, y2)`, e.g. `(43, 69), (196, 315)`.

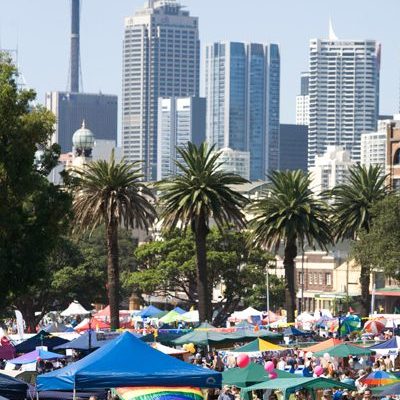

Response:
(369, 336), (400, 355)
(136, 305), (162, 318)
(54, 331), (120, 351)
(14, 330), (69, 353)
(173, 307), (187, 315)
(0, 373), (28, 400)
(283, 327), (308, 336)
(37, 332), (221, 391)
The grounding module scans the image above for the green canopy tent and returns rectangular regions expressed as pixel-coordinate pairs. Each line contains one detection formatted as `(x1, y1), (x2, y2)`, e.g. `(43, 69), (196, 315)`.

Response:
(243, 377), (355, 400)
(222, 363), (294, 388)
(173, 323), (235, 346)
(314, 343), (372, 358)
(160, 310), (190, 324)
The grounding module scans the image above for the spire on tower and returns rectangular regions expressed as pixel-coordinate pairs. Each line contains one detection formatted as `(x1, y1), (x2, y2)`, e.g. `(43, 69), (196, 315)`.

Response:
(328, 18), (338, 41)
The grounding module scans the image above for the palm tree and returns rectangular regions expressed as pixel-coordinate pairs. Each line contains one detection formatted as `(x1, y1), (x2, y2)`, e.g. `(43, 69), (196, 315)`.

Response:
(331, 164), (387, 318)
(157, 142), (249, 322)
(249, 170), (332, 323)
(71, 155), (156, 329)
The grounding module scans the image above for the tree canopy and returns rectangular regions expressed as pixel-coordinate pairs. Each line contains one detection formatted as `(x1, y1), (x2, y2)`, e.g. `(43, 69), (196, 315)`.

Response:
(0, 54), (71, 312)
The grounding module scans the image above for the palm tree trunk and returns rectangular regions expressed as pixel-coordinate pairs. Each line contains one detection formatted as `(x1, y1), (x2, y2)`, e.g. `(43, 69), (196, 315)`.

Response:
(106, 219), (120, 330)
(359, 263), (371, 320)
(284, 238), (297, 323)
(193, 214), (211, 322)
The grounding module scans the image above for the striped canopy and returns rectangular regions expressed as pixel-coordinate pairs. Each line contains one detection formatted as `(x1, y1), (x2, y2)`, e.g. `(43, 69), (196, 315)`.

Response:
(113, 387), (203, 400)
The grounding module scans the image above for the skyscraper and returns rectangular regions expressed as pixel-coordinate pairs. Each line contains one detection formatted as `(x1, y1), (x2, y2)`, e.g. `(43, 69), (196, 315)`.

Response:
(122, 0), (200, 180)
(205, 42), (280, 180)
(308, 25), (380, 167)
(296, 72), (310, 125)
(157, 96), (206, 180)
(46, 0), (118, 153)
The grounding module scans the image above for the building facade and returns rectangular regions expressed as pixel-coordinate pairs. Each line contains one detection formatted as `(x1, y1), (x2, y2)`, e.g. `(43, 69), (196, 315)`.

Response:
(205, 41), (280, 180)
(45, 92), (118, 153)
(309, 145), (353, 194)
(122, 0), (200, 180)
(157, 96), (206, 180)
(218, 148), (250, 181)
(279, 124), (308, 172)
(296, 72), (310, 125)
(308, 30), (380, 168)
(386, 119), (400, 190)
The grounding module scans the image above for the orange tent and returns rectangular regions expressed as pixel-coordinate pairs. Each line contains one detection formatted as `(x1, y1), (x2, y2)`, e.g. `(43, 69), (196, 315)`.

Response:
(75, 318), (111, 333)
(302, 338), (343, 353)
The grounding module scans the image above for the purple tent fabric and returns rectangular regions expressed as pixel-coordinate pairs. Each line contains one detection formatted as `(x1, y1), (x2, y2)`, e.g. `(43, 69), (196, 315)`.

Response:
(9, 349), (65, 365)
(0, 343), (16, 360)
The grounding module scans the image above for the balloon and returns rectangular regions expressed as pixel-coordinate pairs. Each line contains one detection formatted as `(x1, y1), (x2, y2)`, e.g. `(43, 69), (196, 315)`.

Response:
(264, 361), (275, 372)
(237, 354), (250, 368)
(314, 365), (324, 376)
(323, 352), (330, 361)
(269, 371), (278, 379)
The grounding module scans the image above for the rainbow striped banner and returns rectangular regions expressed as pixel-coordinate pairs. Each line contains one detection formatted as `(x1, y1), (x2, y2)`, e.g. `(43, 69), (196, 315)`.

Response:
(113, 387), (204, 400)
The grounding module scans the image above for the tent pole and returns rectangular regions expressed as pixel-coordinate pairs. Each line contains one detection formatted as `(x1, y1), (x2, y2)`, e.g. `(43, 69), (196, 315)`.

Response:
(73, 382), (77, 400)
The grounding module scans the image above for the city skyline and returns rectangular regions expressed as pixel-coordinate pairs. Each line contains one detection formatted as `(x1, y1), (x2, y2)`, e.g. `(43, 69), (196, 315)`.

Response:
(1, 0), (399, 133)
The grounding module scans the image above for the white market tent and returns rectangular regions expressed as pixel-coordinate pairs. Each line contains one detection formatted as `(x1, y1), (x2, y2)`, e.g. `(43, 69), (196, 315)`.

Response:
(230, 306), (263, 321)
(60, 301), (90, 317)
(182, 310), (199, 323)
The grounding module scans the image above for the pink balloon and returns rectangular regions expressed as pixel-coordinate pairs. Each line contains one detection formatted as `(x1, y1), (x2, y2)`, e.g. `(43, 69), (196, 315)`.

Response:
(237, 354), (250, 368)
(264, 361), (275, 373)
(269, 371), (278, 379)
(314, 365), (324, 377)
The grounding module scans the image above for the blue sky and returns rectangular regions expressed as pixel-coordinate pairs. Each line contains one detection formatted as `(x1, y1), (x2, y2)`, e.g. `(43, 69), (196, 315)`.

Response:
(1, 0), (399, 126)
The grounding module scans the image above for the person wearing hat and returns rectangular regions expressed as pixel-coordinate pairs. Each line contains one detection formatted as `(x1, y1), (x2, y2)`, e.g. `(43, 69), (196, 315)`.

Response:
(218, 386), (234, 400)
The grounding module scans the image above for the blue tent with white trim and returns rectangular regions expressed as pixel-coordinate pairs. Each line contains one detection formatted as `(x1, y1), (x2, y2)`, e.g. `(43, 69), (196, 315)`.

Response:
(136, 305), (162, 318)
(37, 332), (221, 391)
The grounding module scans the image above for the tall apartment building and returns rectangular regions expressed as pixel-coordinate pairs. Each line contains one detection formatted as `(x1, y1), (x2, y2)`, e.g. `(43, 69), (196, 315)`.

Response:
(296, 72), (310, 125)
(205, 42), (280, 180)
(157, 97), (206, 180)
(309, 145), (353, 195)
(122, 0), (200, 180)
(360, 116), (399, 174)
(308, 27), (380, 168)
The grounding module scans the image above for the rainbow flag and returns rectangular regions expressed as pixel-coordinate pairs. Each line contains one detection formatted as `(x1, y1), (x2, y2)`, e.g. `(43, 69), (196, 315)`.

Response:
(113, 387), (204, 400)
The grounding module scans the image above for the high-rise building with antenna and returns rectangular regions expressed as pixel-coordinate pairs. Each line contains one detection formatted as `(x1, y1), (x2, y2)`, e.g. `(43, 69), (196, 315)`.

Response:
(122, 0), (200, 180)
(307, 22), (380, 167)
(46, 0), (118, 153)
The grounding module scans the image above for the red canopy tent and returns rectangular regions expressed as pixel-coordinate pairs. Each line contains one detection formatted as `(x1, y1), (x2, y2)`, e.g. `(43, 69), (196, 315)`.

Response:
(75, 318), (111, 333)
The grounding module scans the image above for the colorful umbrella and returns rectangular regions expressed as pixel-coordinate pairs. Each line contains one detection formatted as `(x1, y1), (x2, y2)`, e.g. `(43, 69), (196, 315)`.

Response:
(113, 387), (203, 400)
(364, 318), (386, 335)
(360, 370), (399, 387)
(339, 315), (361, 335)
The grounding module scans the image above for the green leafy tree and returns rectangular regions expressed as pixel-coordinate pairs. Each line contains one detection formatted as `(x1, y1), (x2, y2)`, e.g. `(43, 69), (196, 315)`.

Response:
(249, 170), (332, 323)
(331, 165), (387, 318)
(0, 54), (71, 319)
(127, 229), (274, 325)
(352, 195), (400, 284)
(71, 156), (156, 329)
(157, 143), (249, 322)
